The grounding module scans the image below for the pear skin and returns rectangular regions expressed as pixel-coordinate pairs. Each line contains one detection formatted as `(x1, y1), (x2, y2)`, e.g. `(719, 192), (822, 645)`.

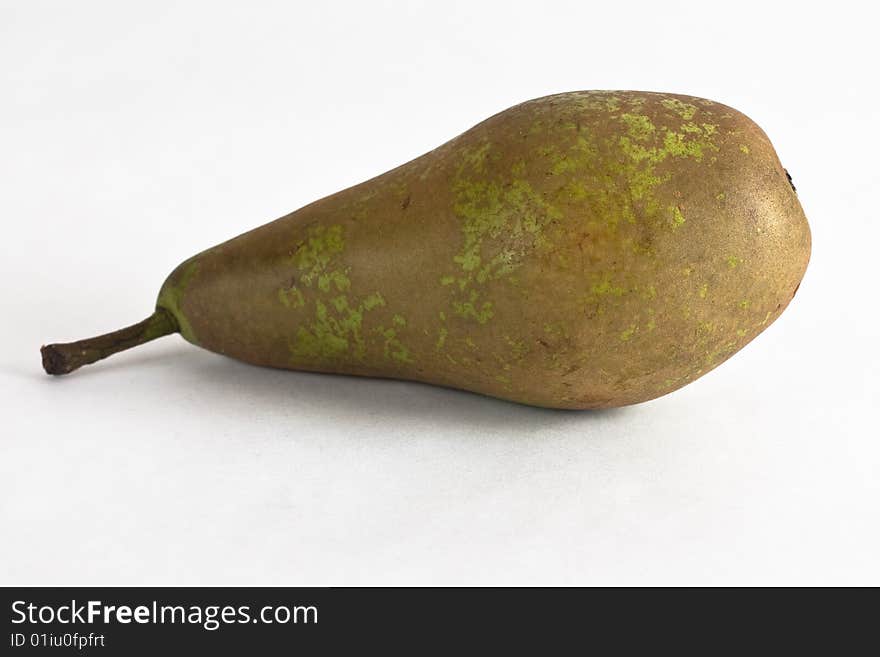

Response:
(43, 91), (810, 409)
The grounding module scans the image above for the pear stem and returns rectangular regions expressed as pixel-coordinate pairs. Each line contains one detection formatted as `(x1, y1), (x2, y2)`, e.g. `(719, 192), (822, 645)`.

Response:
(41, 308), (178, 375)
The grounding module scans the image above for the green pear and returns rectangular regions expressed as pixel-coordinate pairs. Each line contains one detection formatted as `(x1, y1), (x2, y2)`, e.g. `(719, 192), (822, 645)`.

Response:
(42, 91), (811, 408)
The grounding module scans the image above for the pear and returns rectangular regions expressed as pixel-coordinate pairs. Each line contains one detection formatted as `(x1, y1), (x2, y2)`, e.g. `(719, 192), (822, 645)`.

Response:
(41, 91), (810, 409)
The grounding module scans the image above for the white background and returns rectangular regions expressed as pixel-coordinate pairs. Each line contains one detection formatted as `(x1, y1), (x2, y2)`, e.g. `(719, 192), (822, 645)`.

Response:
(1, 1), (878, 585)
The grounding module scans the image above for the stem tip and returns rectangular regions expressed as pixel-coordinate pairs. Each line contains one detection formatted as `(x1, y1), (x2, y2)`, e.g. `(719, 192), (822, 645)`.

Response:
(40, 309), (178, 376)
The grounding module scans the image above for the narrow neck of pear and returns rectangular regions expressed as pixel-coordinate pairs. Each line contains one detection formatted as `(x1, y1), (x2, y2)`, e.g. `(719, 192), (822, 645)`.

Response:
(41, 308), (178, 375)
